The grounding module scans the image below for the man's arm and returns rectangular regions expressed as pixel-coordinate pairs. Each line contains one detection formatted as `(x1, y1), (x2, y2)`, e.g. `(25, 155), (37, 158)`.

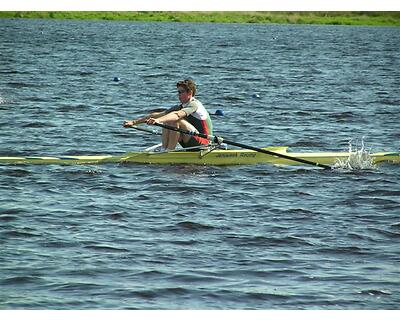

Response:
(150, 109), (186, 124)
(123, 110), (167, 127)
(147, 102), (197, 124)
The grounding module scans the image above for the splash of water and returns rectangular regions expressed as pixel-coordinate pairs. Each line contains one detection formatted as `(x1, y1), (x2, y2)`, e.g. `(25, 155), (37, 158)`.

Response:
(333, 138), (376, 170)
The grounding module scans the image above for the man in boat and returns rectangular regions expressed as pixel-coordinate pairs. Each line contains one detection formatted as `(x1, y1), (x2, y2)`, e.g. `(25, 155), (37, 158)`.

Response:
(123, 79), (213, 151)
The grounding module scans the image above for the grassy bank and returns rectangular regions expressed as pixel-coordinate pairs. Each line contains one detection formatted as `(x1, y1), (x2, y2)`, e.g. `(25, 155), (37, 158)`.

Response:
(1, 11), (400, 26)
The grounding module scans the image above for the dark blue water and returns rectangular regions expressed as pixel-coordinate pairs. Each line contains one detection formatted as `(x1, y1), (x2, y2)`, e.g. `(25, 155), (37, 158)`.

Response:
(0, 19), (399, 309)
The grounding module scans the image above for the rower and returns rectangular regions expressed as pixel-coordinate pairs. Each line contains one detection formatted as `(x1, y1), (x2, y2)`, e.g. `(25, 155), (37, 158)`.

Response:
(123, 79), (213, 152)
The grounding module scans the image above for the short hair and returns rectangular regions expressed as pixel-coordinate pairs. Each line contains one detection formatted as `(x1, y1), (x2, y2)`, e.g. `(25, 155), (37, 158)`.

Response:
(176, 79), (196, 96)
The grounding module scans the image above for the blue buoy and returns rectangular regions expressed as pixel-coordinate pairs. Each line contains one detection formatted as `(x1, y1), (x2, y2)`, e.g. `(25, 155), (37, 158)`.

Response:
(215, 109), (225, 116)
(252, 93), (261, 99)
(113, 77), (121, 82)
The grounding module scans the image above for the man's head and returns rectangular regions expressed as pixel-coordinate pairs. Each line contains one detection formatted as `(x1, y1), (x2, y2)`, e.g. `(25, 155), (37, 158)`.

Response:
(177, 79), (196, 97)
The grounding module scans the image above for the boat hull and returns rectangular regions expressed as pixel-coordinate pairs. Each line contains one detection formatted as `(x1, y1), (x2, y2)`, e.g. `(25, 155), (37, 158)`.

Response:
(0, 155), (121, 165)
(0, 147), (399, 166)
(122, 148), (400, 166)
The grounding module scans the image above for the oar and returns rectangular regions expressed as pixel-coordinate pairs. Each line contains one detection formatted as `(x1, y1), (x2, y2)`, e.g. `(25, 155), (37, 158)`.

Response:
(148, 107), (167, 113)
(151, 122), (332, 169)
(131, 125), (161, 136)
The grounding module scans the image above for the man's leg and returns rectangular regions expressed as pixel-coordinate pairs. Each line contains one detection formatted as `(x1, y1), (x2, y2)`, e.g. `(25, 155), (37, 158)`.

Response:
(161, 119), (197, 150)
(162, 127), (180, 150)
(178, 120), (198, 145)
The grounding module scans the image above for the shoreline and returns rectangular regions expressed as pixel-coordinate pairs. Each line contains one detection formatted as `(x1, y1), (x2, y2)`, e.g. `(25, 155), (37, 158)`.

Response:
(0, 11), (400, 26)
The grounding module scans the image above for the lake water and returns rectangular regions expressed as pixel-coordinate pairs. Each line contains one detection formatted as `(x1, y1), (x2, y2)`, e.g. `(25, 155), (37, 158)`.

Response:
(0, 19), (399, 309)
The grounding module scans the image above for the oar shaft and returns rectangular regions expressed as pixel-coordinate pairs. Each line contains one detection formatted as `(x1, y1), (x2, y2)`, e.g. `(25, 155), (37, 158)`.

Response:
(221, 138), (331, 169)
(131, 125), (161, 135)
(153, 122), (331, 169)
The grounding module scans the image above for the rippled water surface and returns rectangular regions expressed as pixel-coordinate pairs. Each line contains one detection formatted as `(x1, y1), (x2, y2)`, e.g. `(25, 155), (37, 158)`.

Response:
(0, 19), (399, 309)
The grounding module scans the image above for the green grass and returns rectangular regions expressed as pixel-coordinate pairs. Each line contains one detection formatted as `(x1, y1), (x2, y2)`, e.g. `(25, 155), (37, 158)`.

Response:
(0, 11), (399, 26)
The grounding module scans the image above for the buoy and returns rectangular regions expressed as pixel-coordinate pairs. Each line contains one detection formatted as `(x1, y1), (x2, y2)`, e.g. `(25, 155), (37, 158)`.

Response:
(252, 93), (260, 99)
(215, 109), (225, 116)
(113, 77), (121, 82)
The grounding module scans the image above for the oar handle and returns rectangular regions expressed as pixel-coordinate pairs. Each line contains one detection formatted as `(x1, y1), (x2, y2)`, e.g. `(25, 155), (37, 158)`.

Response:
(153, 122), (331, 169)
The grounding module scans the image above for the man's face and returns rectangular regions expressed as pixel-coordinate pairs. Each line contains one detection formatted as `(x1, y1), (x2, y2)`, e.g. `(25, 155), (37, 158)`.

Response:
(177, 86), (192, 104)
